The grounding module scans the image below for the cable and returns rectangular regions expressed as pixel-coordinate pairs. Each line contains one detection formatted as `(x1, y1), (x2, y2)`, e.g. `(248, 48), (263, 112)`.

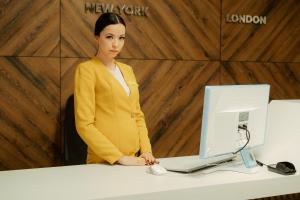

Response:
(233, 127), (276, 169)
(233, 125), (251, 154)
(256, 160), (276, 167)
(256, 160), (265, 167)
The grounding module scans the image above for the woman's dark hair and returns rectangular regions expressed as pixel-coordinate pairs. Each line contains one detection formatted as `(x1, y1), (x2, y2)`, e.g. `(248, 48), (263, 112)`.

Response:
(94, 12), (126, 36)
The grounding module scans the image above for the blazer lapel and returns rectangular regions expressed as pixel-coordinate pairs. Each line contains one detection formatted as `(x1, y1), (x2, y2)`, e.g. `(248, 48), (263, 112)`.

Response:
(92, 57), (133, 101)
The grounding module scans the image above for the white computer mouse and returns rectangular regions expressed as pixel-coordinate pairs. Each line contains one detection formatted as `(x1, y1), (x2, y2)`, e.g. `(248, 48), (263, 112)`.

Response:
(149, 164), (167, 175)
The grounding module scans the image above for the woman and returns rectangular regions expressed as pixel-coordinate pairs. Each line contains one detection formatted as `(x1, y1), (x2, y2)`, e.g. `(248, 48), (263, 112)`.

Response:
(74, 12), (157, 166)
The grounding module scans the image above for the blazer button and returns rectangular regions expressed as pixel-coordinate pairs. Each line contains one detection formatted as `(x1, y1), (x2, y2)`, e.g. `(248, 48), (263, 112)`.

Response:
(131, 113), (135, 118)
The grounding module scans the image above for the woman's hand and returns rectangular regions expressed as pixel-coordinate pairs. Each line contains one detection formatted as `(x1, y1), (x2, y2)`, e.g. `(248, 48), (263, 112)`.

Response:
(139, 152), (159, 165)
(117, 156), (146, 166)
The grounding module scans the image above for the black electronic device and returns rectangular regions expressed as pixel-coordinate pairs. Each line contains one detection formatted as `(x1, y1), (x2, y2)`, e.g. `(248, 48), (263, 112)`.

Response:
(267, 162), (296, 175)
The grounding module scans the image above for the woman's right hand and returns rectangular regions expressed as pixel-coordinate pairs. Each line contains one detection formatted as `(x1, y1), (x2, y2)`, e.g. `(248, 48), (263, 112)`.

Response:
(117, 156), (146, 166)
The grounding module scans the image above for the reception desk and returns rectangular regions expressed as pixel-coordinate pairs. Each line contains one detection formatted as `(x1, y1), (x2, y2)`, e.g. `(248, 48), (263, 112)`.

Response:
(0, 161), (299, 200)
(0, 100), (299, 200)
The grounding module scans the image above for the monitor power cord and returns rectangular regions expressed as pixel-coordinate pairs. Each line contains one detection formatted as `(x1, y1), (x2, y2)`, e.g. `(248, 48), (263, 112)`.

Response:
(233, 125), (250, 154)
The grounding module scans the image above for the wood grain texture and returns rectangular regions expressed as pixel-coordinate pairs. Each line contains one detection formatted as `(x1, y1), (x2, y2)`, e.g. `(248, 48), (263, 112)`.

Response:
(0, 0), (60, 57)
(257, 193), (300, 200)
(221, 0), (300, 62)
(61, 0), (220, 60)
(61, 58), (87, 110)
(221, 62), (300, 99)
(61, 58), (221, 158)
(0, 57), (60, 170)
(132, 60), (221, 157)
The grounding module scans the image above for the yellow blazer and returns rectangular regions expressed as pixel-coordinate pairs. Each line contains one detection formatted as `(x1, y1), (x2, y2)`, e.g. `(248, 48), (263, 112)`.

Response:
(74, 57), (152, 164)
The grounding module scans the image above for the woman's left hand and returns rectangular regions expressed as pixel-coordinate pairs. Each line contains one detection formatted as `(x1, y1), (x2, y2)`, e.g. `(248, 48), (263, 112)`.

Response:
(139, 152), (159, 165)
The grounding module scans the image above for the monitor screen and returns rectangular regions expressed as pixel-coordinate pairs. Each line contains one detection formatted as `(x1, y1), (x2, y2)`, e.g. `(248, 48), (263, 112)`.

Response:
(200, 84), (270, 159)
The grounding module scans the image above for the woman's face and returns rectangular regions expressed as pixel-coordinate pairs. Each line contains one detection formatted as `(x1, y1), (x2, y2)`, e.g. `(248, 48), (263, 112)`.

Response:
(96, 24), (126, 59)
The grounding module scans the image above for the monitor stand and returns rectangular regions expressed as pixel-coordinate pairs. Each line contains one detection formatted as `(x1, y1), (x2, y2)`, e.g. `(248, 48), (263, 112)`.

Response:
(240, 149), (257, 168)
(214, 151), (259, 174)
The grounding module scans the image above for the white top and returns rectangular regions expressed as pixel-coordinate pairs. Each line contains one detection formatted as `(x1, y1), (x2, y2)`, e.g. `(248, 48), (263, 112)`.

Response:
(109, 65), (131, 96)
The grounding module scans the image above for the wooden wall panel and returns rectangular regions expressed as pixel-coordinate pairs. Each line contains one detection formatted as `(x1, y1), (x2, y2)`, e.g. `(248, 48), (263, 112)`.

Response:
(61, 58), (87, 110)
(61, 58), (221, 158)
(132, 60), (220, 157)
(61, 0), (220, 60)
(0, 0), (60, 57)
(221, 0), (300, 62)
(221, 62), (300, 99)
(0, 57), (60, 170)
(258, 193), (300, 200)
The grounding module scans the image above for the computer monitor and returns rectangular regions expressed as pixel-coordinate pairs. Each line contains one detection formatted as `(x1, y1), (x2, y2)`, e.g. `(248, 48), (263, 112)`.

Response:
(200, 84), (270, 167)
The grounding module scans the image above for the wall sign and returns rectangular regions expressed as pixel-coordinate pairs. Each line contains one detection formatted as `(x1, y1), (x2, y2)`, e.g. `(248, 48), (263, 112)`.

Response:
(85, 2), (149, 17)
(225, 14), (267, 25)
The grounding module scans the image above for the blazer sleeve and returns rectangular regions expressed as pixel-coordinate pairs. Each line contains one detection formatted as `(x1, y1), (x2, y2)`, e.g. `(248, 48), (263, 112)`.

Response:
(74, 63), (123, 164)
(130, 68), (152, 154)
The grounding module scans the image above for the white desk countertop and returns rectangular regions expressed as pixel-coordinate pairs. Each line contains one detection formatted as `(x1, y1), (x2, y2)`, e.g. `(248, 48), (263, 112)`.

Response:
(0, 162), (299, 200)
(0, 100), (299, 200)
